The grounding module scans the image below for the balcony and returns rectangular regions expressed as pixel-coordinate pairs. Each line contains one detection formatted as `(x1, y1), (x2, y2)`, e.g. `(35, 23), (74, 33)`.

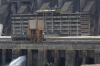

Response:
(54, 24), (60, 26)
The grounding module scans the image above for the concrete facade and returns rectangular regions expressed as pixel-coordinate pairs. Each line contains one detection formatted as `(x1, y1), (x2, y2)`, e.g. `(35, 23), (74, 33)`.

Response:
(0, 40), (99, 66)
(11, 13), (93, 40)
(0, 36), (99, 65)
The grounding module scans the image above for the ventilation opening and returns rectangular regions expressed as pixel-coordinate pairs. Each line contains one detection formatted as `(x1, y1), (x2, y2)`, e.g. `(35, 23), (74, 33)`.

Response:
(5, 49), (12, 64)
(59, 50), (65, 66)
(47, 50), (54, 64)
(0, 50), (2, 65)
(86, 57), (94, 64)
(59, 57), (65, 66)
(32, 50), (38, 66)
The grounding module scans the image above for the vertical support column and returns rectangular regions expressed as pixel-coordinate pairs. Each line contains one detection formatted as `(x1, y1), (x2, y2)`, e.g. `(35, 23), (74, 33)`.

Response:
(43, 50), (47, 63)
(38, 49), (47, 66)
(17, 1), (21, 10)
(11, 3), (16, 14)
(80, 0), (86, 12)
(65, 50), (75, 66)
(12, 49), (20, 59)
(37, 0), (44, 9)
(0, 0), (2, 8)
(58, 0), (64, 8)
(39, 30), (43, 42)
(60, 14), (62, 33)
(44, 13), (47, 33)
(36, 29), (39, 42)
(52, 12), (54, 33)
(2, 49), (6, 64)
(38, 49), (43, 66)
(94, 50), (100, 63)
(27, 49), (32, 66)
(82, 50), (87, 64)
(54, 50), (59, 66)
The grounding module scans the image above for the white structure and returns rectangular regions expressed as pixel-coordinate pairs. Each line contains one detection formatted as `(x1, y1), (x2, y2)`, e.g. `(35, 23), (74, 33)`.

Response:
(0, 23), (3, 36)
(9, 56), (26, 66)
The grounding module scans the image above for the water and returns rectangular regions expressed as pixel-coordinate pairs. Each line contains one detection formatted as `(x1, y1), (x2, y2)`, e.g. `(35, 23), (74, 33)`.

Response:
(1, 56), (26, 66)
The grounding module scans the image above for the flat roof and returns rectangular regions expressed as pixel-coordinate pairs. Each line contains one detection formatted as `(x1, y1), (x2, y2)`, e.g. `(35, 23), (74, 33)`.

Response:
(45, 36), (100, 39)
(0, 36), (11, 38)
(81, 64), (100, 66)
(36, 10), (56, 13)
(1, 36), (100, 39)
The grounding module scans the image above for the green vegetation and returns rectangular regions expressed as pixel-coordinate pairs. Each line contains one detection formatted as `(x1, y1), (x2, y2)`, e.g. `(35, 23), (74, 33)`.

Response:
(56, 9), (62, 14)
(44, 60), (53, 66)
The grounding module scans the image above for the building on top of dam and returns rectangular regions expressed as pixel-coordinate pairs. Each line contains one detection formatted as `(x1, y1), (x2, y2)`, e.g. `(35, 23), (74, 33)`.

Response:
(0, 0), (99, 66)
(0, 0), (98, 37)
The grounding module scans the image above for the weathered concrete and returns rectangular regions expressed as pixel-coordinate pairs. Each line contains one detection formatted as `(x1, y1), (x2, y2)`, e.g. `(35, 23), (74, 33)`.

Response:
(27, 49), (32, 66)
(65, 50), (75, 66)
(2, 49), (5, 64)
(82, 50), (87, 64)
(12, 49), (20, 59)
(38, 49), (44, 66)
(0, 49), (100, 66)
(0, 42), (99, 50)
(54, 50), (59, 66)
(94, 50), (100, 64)
(0, 40), (100, 66)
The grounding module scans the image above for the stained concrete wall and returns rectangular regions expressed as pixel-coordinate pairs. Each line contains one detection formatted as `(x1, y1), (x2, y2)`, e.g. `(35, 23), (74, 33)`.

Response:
(58, 0), (64, 8)
(37, 0), (44, 9)
(0, 49), (98, 66)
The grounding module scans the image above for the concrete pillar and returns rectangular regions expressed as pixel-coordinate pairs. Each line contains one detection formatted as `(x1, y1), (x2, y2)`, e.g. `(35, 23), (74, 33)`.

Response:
(30, 2), (34, 13)
(27, 49), (32, 66)
(44, 50), (47, 62)
(65, 50), (75, 66)
(38, 49), (43, 66)
(38, 49), (47, 66)
(94, 50), (100, 63)
(58, 0), (64, 8)
(82, 50), (87, 64)
(37, 0), (44, 9)
(17, 1), (21, 10)
(11, 3), (17, 14)
(80, 0), (86, 12)
(54, 50), (59, 66)
(0, 0), (2, 8)
(12, 49), (20, 59)
(2, 49), (6, 64)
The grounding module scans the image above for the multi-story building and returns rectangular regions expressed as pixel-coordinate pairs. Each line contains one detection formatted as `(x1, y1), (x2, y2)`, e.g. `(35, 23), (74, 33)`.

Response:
(11, 13), (91, 37)
(0, 0), (97, 37)
(11, 0), (97, 40)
